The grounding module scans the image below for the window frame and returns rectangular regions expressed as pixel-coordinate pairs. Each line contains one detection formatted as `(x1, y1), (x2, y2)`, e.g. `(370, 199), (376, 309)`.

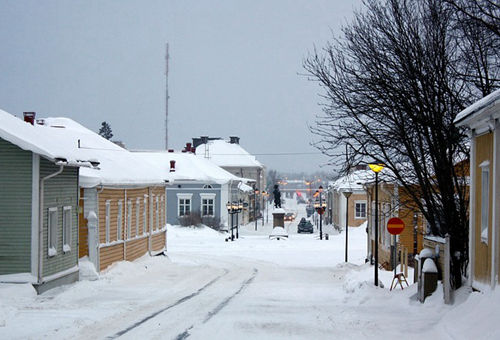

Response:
(177, 193), (193, 217)
(200, 193), (216, 217)
(105, 200), (111, 243)
(48, 207), (58, 257)
(117, 200), (123, 240)
(62, 206), (72, 253)
(354, 201), (367, 219)
(480, 160), (490, 243)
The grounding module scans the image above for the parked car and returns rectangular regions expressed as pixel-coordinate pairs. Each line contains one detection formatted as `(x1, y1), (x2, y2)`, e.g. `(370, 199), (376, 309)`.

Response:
(297, 218), (314, 233)
(284, 212), (295, 221)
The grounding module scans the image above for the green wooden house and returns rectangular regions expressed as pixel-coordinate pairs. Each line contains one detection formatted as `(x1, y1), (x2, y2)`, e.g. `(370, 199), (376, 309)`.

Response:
(0, 111), (97, 294)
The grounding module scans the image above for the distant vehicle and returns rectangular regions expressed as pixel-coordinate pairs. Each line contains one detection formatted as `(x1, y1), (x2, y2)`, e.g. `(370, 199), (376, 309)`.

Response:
(306, 205), (314, 218)
(284, 213), (295, 221)
(297, 218), (314, 233)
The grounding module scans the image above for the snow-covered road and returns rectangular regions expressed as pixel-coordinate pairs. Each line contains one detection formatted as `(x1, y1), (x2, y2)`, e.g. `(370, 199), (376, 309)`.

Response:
(1, 201), (499, 339)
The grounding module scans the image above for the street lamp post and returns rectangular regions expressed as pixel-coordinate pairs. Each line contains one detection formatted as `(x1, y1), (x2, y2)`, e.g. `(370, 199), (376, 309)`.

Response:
(369, 163), (384, 287)
(314, 186), (326, 240)
(254, 189), (259, 231)
(226, 201), (235, 241)
(262, 191), (268, 226)
(343, 191), (352, 262)
(236, 199), (243, 239)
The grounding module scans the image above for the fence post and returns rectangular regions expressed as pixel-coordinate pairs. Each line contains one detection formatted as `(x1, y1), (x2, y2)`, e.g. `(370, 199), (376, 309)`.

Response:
(444, 234), (451, 304)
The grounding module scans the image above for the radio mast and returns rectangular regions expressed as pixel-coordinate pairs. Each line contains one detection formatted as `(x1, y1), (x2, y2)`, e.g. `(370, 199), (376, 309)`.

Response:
(165, 43), (170, 150)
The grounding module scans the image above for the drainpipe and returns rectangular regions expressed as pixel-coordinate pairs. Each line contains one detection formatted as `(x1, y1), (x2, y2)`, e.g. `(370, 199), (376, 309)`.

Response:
(38, 165), (64, 285)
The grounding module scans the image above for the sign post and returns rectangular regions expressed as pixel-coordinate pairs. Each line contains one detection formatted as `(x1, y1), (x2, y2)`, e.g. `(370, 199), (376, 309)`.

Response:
(387, 217), (405, 275)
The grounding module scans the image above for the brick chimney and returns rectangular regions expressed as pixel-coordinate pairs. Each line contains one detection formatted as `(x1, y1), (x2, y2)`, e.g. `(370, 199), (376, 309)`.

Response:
(169, 160), (176, 172)
(23, 112), (36, 125)
(229, 136), (240, 144)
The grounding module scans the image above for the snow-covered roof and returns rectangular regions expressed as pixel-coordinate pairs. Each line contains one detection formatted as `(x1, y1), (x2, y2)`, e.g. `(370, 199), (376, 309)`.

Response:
(40, 117), (169, 188)
(197, 139), (263, 168)
(0, 109), (97, 168)
(135, 151), (244, 185)
(455, 89), (500, 126)
(330, 170), (373, 192)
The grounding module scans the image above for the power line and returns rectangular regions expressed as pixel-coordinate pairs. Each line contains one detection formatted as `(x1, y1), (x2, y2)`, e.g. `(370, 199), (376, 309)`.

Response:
(210, 152), (322, 156)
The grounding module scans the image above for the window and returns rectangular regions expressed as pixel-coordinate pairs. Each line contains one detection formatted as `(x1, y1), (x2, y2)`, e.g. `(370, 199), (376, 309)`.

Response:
(127, 200), (132, 239)
(105, 200), (111, 243)
(48, 207), (58, 257)
(203, 184), (213, 189)
(200, 193), (216, 216)
(143, 197), (148, 234)
(135, 198), (140, 236)
(177, 194), (192, 216)
(480, 161), (490, 243)
(63, 206), (72, 252)
(355, 201), (367, 219)
(117, 200), (123, 240)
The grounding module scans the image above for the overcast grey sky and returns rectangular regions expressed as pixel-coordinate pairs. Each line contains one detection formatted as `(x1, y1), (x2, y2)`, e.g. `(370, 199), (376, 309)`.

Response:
(0, 0), (361, 173)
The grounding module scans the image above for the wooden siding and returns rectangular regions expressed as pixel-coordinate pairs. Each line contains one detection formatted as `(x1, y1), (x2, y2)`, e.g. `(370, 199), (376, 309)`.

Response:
(348, 193), (367, 227)
(473, 132), (494, 284)
(151, 231), (166, 252)
(366, 183), (426, 269)
(0, 138), (33, 274)
(91, 187), (166, 272)
(99, 243), (124, 272)
(126, 237), (148, 262)
(40, 159), (79, 277)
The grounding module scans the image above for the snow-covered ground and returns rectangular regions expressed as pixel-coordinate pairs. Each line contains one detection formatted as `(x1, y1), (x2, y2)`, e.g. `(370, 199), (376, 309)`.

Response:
(1, 200), (499, 339)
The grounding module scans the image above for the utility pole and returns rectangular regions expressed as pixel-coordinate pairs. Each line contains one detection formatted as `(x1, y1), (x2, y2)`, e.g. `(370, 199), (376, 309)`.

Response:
(165, 43), (170, 150)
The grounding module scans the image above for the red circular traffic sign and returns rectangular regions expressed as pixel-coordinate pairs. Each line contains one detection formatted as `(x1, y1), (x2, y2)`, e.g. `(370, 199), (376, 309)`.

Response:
(387, 217), (405, 235)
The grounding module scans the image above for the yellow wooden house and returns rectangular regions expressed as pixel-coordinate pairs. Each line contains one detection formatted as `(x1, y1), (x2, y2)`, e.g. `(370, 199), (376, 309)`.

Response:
(455, 90), (500, 291)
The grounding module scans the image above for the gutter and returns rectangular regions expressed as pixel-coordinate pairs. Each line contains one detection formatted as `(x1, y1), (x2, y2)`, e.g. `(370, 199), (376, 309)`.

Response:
(38, 165), (64, 285)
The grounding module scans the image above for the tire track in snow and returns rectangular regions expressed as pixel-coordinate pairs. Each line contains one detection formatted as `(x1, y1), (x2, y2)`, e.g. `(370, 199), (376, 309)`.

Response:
(174, 267), (258, 339)
(105, 269), (229, 339)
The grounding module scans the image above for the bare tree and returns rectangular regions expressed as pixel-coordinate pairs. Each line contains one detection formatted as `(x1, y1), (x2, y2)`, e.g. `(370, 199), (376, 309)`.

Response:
(303, 0), (499, 288)
(445, 0), (500, 37)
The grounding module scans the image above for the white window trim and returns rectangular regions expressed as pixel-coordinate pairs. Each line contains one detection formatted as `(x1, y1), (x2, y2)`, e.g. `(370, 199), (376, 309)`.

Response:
(143, 197), (148, 234)
(105, 200), (111, 243)
(177, 193), (193, 216)
(117, 200), (123, 240)
(480, 160), (490, 244)
(354, 200), (367, 219)
(48, 207), (58, 257)
(63, 206), (72, 253)
(135, 198), (140, 236)
(200, 193), (216, 217)
(155, 196), (159, 231)
(127, 200), (132, 239)
(161, 195), (165, 226)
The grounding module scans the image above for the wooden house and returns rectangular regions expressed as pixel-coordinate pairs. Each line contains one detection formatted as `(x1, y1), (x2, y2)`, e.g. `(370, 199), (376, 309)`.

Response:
(364, 172), (426, 269)
(192, 137), (265, 224)
(328, 169), (372, 230)
(455, 90), (500, 291)
(40, 118), (170, 273)
(135, 149), (253, 229)
(0, 111), (98, 293)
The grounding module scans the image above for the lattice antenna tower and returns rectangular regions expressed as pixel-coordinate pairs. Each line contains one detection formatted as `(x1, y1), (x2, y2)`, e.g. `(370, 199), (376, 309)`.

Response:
(165, 43), (170, 150)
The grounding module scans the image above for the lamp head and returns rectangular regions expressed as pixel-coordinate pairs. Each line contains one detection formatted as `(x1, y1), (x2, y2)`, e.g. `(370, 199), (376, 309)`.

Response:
(343, 191), (353, 199)
(368, 163), (384, 173)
